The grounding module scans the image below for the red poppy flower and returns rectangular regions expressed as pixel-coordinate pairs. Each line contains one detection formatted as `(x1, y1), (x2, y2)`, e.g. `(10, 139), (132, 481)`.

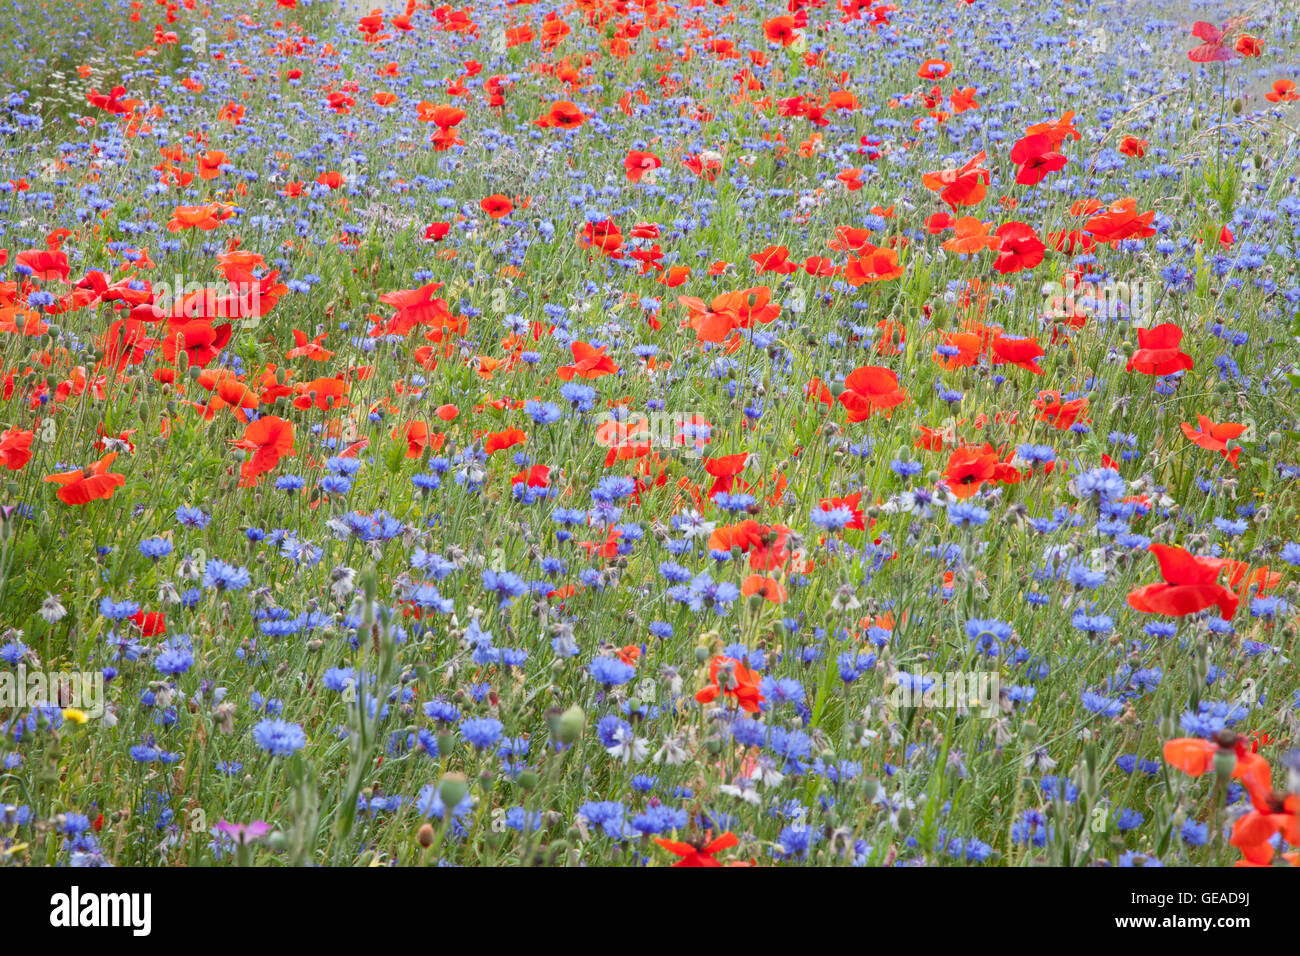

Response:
(838, 365), (907, 421)
(624, 150), (662, 183)
(763, 16), (800, 47)
(1187, 20), (1238, 62)
(1164, 733), (1274, 809)
(741, 574), (787, 604)
(537, 101), (586, 129)
(1266, 80), (1299, 102)
(1126, 323), (1193, 375)
(16, 249), (71, 282)
(166, 203), (235, 232)
(1233, 33), (1261, 57)
(131, 610), (167, 637)
(654, 830), (743, 867)
(837, 168), (864, 191)
(1127, 544), (1239, 620)
(44, 452), (126, 505)
(511, 464), (551, 488)
(1231, 798), (1300, 867)
(292, 376), (349, 411)
(160, 320), (232, 369)
(480, 194), (513, 218)
(1118, 135), (1149, 157)
(376, 282), (451, 335)
(1032, 390), (1090, 430)
(484, 428), (526, 455)
(557, 341), (619, 380)
(86, 86), (137, 114)
(842, 246), (904, 285)
(933, 331), (983, 370)
(1009, 133), (1067, 186)
(990, 335), (1045, 374)
(695, 656), (765, 713)
(917, 58), (952, 79)
(578, 219), (624, 257)
(703, 453), (749, 498)
(0, 428), (34, 470)
(943, 446), (997, 498)
(750, 245), (797, 274)
(992, 221), (1044, 273)
(1181, 415), (1246, 468)
(926, 212), (953, 234)
(422, 103), (466, 128)
(1025, 111), (1081, 149)
(231, 415), (295, 485)
(922, 151), (990, 209)
(1084, 198), (1156, 243)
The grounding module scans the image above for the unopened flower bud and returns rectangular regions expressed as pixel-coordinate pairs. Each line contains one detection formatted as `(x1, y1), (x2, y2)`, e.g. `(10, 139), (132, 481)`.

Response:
(437, 772), (469, 810)
(417, 823), (435, 848)
(1214, 743), (1238, 779)
(558, 704), (584, 745)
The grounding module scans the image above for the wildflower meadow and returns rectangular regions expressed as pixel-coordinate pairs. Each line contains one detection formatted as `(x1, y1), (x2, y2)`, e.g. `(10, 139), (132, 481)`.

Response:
(1, 0), (1300, 879)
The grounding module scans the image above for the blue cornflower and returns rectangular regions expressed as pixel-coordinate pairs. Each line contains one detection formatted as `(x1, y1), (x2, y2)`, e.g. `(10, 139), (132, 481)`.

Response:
(589, 656), (636, 687)
(252, 718), (306, 756)
(154, 642), (194, 677)
(578, 801), (628, 839)
(459, 717), (504, 750)
(138, 537), (174, 560)
(203, 559), (251, 591)
(174, 505), (210, 528)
